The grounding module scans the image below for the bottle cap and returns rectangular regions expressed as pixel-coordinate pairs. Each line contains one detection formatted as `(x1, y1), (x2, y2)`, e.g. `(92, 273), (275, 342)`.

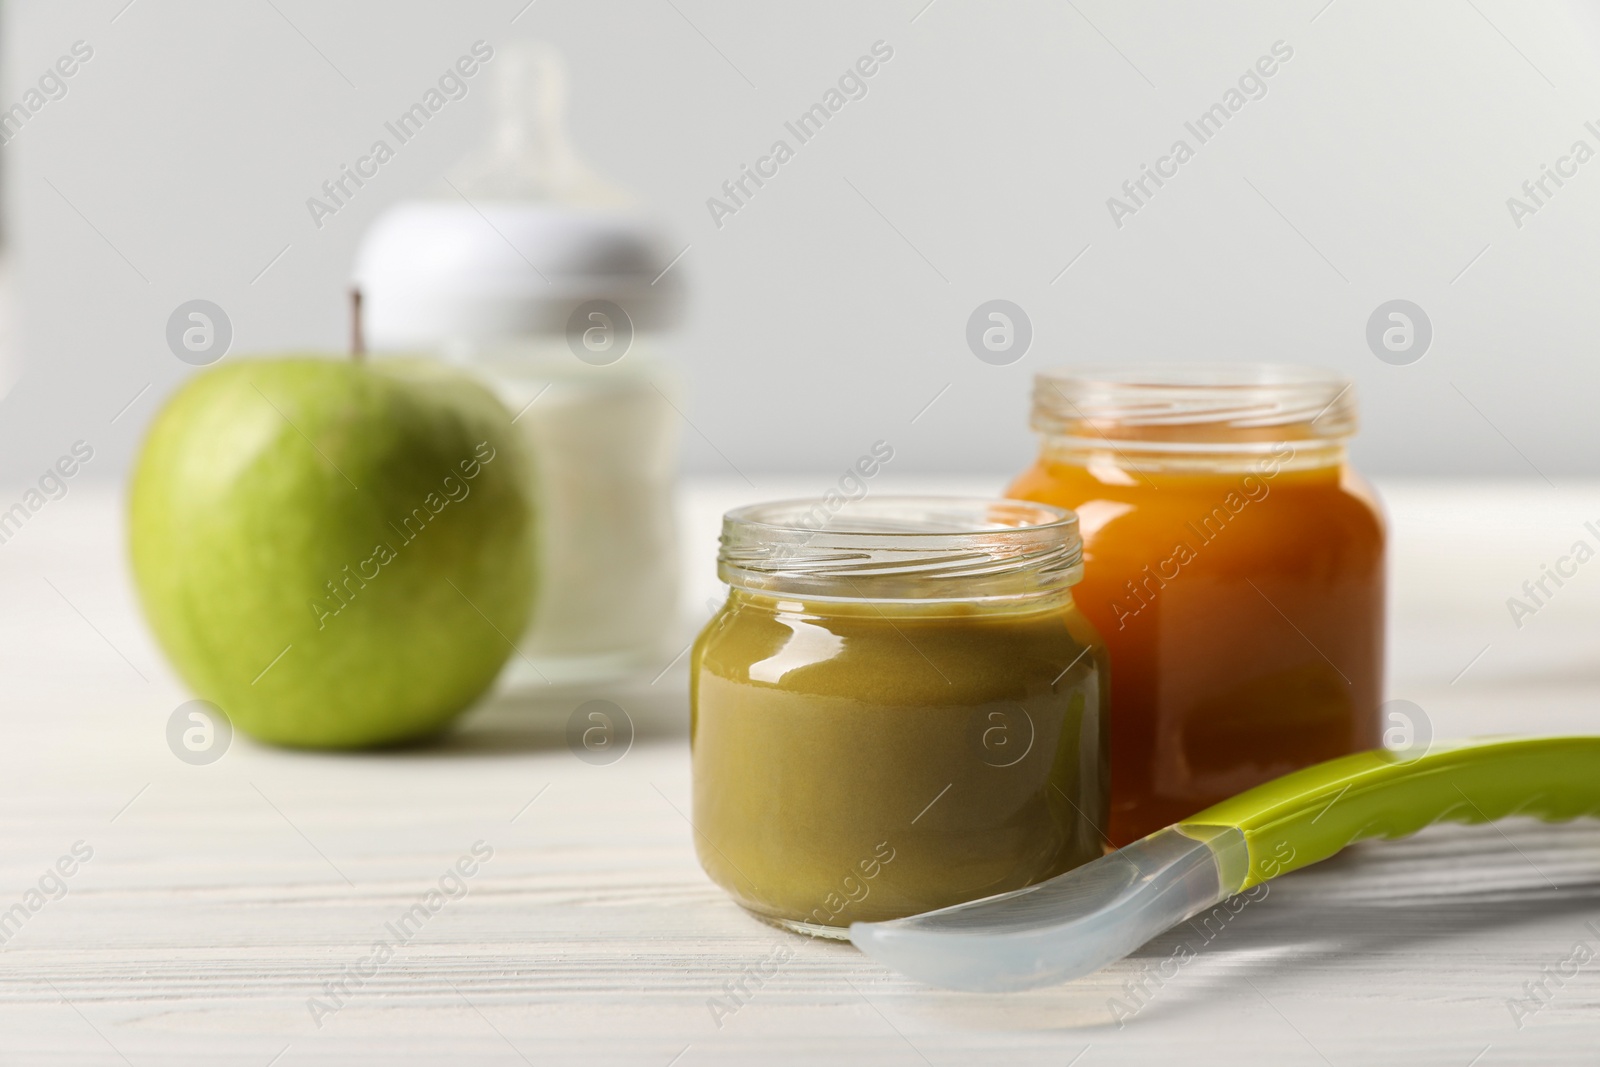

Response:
(354, 42), (681, 348)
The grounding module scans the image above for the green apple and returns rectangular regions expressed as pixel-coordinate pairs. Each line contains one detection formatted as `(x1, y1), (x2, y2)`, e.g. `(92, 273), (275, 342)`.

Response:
(130, 356), (536, 749)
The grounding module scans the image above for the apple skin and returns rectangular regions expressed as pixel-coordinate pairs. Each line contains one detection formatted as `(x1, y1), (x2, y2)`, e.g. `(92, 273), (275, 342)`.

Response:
(130, 356), (536, 749)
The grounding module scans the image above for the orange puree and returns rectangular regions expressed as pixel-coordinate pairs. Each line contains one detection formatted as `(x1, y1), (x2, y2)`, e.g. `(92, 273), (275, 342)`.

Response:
(1009, 385), (1385, 845)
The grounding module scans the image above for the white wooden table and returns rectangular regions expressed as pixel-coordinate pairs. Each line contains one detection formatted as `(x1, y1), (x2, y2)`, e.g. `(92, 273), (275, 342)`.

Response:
(4, 476), (1600, 1065)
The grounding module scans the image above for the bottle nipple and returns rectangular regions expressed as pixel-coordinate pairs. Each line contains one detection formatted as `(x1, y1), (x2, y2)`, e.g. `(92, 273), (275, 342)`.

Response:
(448, 41), (628, 206)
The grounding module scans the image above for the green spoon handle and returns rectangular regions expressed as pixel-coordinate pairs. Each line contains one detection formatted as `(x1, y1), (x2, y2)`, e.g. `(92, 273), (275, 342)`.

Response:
(1179, 736), (1600, 891)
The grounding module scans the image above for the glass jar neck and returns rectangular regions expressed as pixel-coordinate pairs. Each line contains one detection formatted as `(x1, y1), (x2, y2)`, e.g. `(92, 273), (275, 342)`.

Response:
(1030, 363), (1356, 474)
(717, 497), (1084, 604)
(722, 585), (1079, 616)
(1040, 435), (1347, 475)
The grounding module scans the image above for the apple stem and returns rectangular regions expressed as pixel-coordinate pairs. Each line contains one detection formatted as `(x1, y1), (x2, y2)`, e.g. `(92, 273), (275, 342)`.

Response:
(350, 286), (366, 363)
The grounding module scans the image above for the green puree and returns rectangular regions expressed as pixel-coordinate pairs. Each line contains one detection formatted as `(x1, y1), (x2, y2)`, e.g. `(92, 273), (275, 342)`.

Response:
(691, 589), (1109, 931)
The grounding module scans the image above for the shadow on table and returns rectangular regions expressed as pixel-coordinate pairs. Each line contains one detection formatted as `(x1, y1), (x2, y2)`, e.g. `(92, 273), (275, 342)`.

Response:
(367, 669), (692, 758)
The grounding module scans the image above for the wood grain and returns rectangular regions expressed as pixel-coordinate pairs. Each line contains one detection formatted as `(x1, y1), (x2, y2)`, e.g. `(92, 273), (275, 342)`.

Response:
(1, 480), (1598, 1064)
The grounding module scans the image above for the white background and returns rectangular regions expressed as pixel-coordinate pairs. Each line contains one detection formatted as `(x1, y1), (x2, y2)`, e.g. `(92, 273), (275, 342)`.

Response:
(5, 0), (1600, 487)
(5, 7), (1600, 1058)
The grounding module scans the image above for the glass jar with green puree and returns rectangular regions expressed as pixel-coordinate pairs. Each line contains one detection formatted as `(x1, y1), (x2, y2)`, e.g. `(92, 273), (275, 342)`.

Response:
(691, 496), (1108, 937)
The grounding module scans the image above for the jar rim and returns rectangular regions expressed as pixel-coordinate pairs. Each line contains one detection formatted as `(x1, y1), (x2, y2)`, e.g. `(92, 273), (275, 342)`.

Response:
(718, 495), (1083, 601)
(1033, 362), (1356, 450)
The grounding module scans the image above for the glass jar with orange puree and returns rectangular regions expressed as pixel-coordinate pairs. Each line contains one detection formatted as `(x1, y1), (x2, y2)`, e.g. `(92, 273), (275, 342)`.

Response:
(1007, 364), (1384, 845)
